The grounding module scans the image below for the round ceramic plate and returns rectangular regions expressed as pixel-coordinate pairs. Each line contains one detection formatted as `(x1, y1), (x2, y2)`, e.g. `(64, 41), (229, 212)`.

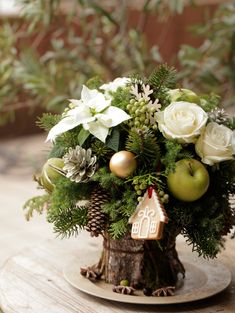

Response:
(63, 254), (231, 305)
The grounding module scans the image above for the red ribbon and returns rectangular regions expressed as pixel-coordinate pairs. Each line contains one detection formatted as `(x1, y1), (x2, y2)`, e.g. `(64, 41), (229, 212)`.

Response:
(148, 186), (153, 198)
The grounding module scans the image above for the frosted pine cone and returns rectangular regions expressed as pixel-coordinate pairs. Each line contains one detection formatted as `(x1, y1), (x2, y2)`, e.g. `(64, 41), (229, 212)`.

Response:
(208, 108), (230, 127)
(63, 146), (97, 183)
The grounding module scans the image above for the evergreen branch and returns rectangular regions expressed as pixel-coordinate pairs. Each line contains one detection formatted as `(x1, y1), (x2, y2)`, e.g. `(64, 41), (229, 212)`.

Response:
(109, 217), (129, 239)
(200, 93), (220, 112)
(110, 87), (131, 110)
(36, 113), (61, 131)
(148, 64), (177, 92)
(91, 140), (113, 163)
(92, 166), (124, 197)
(161, 140), (194, 175)
(46, 177), (92, 237)
(126, 129), (161, 169)
(23, 194), (50, 221)
(50, 205), (88, 238)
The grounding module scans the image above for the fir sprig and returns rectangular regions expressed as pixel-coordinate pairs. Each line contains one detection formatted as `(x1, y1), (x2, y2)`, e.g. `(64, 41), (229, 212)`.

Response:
(37, 113), (61, 131)
(47, 177), (92, 236)
(148, 64), (177, 92)
(91, 140), (113, 163)
(126, 129), (161, 170)
(92, 166), (124, 197)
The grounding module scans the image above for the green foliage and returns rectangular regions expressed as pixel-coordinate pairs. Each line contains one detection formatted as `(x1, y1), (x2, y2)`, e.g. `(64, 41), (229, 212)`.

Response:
(199, 94), (221, 112)
(161, 140), (194, 175)
(102, 187), (137, 221)
(171, 198), (224, 258)
(229, 117), (235, 130)
(0, 22), (20, 124)
(48, 127), (84, 158)
(91, 140), (113, 164)
(92, 166), (124, 197)
(148, 64), (177, 91)
(105, 128), (121, 152)
(110, 87), (132, 111)
(92, 169), (138, 239)
(23, 194), (50, 221)
(37, 113), (61, 131)
(130, 172), (166, 191)
(109, 217), (130, 240)
(49, 204), (88, 238)
(47, 177), (91, 236)
(126, 129), (161, 170)
(147, 64), (177, 107)
(86, 76), (104, 90)
(0, 0), (193, 125)
(169, 160), (235, 259)
(178, 2), (235, 107)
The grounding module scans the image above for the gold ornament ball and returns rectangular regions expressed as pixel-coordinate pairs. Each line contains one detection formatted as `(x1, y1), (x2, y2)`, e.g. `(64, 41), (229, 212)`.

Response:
(109, 151), (137, 178)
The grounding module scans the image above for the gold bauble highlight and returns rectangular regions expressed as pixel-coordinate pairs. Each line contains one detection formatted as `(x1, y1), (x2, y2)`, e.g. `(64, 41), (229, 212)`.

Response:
(109, 151), (137, 178)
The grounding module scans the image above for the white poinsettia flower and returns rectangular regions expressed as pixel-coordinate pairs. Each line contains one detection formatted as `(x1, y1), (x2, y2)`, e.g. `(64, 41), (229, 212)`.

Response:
(100, 77), (130, 96)
(46, 85), (131, 143)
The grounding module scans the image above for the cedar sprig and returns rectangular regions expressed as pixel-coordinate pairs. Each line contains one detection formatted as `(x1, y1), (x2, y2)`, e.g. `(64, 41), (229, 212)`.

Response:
(23, 194), (50, 221)
(109, 217), (129, 239)
(46, 177), (92, 236)
(49, 204), (88, 238)
(161, 140), (194, 175)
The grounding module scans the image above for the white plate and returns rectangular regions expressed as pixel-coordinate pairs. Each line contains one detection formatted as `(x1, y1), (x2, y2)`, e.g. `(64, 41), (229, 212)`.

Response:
(63, 254), (231, 305)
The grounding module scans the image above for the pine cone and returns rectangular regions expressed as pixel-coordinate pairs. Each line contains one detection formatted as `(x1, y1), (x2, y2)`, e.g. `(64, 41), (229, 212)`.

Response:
(208, 108), (230, 127)
(63, 146), (97, 182)
(85, 186), (111, 237)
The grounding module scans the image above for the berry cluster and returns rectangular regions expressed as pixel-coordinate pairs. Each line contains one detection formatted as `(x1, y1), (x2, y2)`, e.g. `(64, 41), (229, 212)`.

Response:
(132, 177), (148, 201)
(159, 190), (169, 204)
(126, 98), (158, 131)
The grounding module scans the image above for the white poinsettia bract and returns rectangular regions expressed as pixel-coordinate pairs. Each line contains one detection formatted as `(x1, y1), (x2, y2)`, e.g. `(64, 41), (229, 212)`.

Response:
(47, 85), (131, 143)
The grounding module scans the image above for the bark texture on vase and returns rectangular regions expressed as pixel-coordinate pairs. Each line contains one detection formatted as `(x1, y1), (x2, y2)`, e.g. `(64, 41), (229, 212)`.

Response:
(95, 231), (185, 290)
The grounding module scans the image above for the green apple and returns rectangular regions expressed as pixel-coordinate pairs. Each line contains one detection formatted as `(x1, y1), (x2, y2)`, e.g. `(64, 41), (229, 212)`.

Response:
(168, 88), (201, 105)
(40, 158), (65, 193)
(167, 159), (210, 202)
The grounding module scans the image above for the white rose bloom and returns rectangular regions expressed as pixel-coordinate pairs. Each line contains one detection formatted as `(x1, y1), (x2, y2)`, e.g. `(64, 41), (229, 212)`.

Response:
(195, 122), (235, 165)
(156, 101), (208, 144)
(100, 77), (130, 97)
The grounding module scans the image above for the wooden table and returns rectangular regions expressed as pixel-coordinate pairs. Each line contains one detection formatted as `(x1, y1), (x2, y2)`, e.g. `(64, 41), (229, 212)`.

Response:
(0, 236), (234, 313)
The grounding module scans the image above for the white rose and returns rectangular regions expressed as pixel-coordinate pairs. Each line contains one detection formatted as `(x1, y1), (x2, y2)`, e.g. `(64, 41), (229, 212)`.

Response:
(195, 122), (235, 165)
(156, 101), (208, 144)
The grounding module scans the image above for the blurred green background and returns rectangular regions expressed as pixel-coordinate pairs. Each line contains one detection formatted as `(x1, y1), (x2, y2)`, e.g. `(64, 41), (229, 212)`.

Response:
(0, 0), (234, 137)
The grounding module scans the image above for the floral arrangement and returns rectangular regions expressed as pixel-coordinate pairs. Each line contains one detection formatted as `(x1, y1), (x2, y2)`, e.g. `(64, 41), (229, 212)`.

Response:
(25, 65), (235, 296)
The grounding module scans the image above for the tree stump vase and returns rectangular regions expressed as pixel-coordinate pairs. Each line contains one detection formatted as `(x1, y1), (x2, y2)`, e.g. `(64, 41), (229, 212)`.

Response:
(92, 231), (185, 293)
